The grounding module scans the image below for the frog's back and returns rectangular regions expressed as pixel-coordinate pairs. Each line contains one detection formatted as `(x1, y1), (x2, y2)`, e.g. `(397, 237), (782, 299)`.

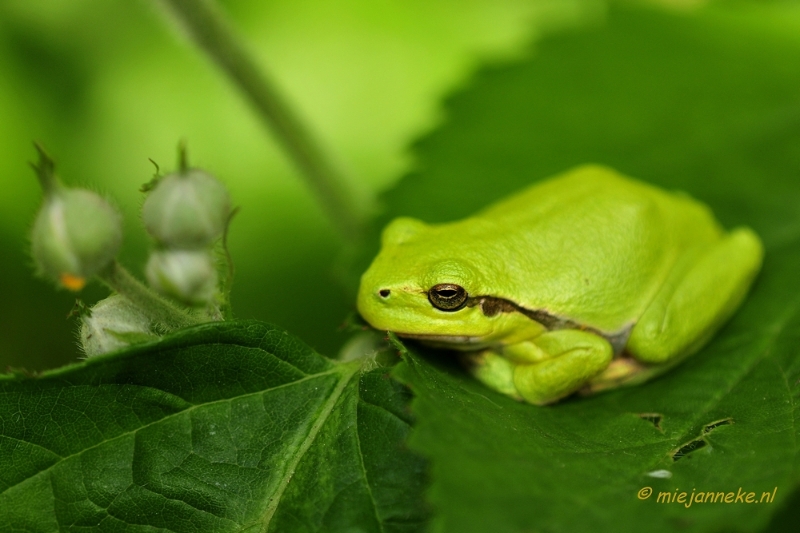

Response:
(458, 165), (723, 332)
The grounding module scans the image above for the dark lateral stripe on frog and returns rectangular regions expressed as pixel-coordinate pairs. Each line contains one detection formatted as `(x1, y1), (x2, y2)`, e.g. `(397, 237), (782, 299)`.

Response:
(466, 295), (632, 355)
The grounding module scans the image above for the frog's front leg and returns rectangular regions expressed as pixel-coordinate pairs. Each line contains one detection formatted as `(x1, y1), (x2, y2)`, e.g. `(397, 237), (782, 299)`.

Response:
(465, 329), (613, 405)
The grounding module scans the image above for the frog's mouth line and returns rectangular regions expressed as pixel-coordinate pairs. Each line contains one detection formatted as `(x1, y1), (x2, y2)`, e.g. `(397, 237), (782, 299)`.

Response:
(397, 332), (485, 346)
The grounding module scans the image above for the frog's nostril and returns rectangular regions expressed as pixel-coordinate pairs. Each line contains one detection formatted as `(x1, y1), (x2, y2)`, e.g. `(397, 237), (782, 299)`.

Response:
(378, 289), (391, 298)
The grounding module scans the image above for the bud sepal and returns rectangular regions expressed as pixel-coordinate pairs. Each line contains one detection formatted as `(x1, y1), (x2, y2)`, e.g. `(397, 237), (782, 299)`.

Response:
(142, 169), (230, 248)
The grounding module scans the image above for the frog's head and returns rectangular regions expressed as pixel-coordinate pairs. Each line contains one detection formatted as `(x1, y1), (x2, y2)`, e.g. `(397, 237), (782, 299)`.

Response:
(357, 216), (511, 345)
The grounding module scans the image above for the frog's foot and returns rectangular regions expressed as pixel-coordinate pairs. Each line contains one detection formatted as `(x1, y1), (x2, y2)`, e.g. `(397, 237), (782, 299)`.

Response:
(628, 227), (763, 364)
(464, 329), (613, 405)
(462, 351), (523, 401)
(581, 355), (667, 396)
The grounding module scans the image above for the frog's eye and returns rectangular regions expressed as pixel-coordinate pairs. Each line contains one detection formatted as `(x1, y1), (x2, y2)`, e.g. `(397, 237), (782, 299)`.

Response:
(428, 283), (468, 311)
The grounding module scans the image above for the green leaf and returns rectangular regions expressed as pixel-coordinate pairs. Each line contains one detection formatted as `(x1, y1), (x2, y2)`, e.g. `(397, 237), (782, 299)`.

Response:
(383, 4), (800, 532)
(0, 320), (428, 532)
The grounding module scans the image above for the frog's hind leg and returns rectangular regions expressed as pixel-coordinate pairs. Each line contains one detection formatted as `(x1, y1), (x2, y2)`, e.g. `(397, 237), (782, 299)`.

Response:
(627, 227), (763, 365)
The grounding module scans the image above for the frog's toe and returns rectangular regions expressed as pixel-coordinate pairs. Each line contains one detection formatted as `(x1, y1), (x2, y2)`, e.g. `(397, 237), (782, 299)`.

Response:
(462, 351), (522, 400)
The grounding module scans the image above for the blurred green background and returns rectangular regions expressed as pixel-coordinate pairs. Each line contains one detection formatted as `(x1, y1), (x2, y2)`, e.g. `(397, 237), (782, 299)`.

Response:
(3, 2), (799, 530)
(0, 0), (789, 371)
(0, 0), (580, 370)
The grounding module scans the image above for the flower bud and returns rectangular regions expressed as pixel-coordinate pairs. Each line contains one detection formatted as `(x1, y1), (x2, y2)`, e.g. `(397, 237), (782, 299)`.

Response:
(80, 295), (156, 357)
(31, 187), (123, 291)
(146, 248), (218, 305)
(142, 169), (230, 248)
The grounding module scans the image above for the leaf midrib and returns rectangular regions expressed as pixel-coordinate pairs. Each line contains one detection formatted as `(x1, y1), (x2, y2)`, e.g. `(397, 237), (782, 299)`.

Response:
(354, 398), (387, 533)
(251, 360), (361, 533)
(0, 368), (341, 498)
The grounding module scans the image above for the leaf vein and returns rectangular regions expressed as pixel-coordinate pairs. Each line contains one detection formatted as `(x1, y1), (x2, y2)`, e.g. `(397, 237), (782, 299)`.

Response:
(358, 397), (412, 427)
(0, 369), (341, 498)
(355, 391), (386, 533)
(252, 361), (361, 533)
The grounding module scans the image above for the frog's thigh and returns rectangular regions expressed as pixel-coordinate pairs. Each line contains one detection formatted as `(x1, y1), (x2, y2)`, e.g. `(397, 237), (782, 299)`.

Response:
(628, 228), (763, 364)
(512, 329), (613, 405)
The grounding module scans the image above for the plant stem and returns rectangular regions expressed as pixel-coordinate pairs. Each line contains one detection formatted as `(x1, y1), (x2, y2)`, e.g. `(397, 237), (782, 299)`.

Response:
(98, 260), (198, 331)
(157, 0), (369, 239)
(219, 206), (240, 320)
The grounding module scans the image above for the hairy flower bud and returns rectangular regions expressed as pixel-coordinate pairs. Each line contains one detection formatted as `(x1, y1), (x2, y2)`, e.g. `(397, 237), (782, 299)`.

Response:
(31, 187), (123, 291)
(146, 248), (218, 305)
(80, 295), (156, 357)
(142, 169), (230, 248)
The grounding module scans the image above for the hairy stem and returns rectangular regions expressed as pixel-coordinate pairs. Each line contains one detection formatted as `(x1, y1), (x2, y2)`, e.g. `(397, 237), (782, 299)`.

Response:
(98, 260), (198, 331)
(157, 0), (369, 238)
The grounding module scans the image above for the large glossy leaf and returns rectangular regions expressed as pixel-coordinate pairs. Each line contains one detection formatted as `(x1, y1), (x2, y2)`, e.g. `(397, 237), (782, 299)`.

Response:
(383, 4), (800, 532)
(0, 321), (428, 532)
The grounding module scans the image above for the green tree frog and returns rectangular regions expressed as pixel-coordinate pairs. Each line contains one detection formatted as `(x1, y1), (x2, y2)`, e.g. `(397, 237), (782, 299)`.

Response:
(357, 165), (763, 405)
